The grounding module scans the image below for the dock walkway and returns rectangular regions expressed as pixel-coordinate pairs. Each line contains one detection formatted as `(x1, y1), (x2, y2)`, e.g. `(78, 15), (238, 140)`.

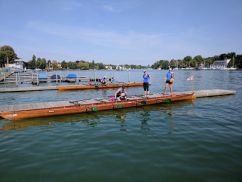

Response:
(0, 86), (57, 92)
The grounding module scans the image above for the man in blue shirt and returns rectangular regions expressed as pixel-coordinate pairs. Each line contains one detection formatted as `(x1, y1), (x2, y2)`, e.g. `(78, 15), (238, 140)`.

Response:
(143, 70), (150, 97)
(163, 68), (174, 95)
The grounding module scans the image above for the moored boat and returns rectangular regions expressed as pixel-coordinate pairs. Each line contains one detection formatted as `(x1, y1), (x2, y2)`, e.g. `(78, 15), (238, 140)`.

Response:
(57, 82), (143, 91)
(65, 73), (77, 82)
(0, 93), (195, 120)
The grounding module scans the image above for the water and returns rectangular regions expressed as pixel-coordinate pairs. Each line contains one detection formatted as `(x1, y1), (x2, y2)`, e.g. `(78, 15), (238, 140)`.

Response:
(0, 70), (242, 181)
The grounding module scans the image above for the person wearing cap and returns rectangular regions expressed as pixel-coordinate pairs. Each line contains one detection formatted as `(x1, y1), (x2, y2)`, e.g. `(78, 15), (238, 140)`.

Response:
(163, 67), (174, 95)
(115, 85), (127, 101)
(143, 70), (150, 97)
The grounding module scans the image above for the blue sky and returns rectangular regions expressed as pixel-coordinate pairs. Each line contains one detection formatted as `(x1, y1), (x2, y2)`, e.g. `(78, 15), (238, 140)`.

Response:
(1, 0), (242, 65)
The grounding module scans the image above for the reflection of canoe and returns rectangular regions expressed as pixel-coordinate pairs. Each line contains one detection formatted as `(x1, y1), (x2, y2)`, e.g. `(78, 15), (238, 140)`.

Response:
(57, 82), (143, 91)
(0, 93), (195, 120)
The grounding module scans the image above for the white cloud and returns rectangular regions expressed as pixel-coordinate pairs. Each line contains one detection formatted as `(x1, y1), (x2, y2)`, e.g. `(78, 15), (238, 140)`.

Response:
(26, 21), (164, 51)
(102, 5), (115, 12)
(24, 21), (233, 63)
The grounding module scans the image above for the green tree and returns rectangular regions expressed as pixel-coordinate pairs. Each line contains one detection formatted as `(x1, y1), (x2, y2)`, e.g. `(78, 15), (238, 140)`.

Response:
(170, 59), (177, 68)
(183, 56), (192, 67)
(235, 55), (242, 68)
(67, 62), (77, 69)
(96, 62), (105, 69)
(61, 60), (68, 69)
(89, 60), (95, 69)
(0, 45), (18, 66)
(193, 55), (203, 67)
(36, 58), (46, 70)
(52, 61), (59, 70)
(27, 54), (37, 69)
(78, 61), (89, 70)
(47, 60), (52, 70)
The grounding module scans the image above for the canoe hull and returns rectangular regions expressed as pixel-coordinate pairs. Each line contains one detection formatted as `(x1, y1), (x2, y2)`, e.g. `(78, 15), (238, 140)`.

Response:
(0, 93), (195, 120)
(57, 82), (143, 91)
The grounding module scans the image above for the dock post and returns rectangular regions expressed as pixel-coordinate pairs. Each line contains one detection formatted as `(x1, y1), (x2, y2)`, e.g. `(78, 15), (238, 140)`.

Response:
(37, 73), (39, 86)
(15, 72), (18, 86)
(18, 72), (21, 84)
(112, 70), (114, 83)
(128, 70), (130, 83)
(94, 69), (96, 85)
(76, 71), (78, 84)
(3, 72), (6, 83)
(56, 73), (57, 85)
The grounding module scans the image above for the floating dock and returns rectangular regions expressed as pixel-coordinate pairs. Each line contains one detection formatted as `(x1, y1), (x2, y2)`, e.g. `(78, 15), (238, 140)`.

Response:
(0, 89), (236, 120)
(0, 86), (57, 92)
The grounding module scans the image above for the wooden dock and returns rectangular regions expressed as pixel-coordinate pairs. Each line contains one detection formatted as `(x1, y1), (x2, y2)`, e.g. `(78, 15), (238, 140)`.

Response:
(178, 89), (236, 98)
(0, 86), (57, 92)
(0, 71), (114, 84)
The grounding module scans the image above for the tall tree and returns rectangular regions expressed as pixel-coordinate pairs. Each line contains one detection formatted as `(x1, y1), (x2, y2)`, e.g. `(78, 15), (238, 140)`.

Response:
(0, 45), (18, 66)
(36, 58), (46, 70)
(183, 56), (192, 67)
(61, 60), (68, 69)
(27, 54), (37, 69)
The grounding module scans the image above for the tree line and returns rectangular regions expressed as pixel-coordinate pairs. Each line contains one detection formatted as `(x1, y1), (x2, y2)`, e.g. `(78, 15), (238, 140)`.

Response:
(0, 45), (18, 67)
(1, 45), (242, 70)
(0, 45), (148, 70)
(26, 55), (147, 70)
(151, 53), (242, 69)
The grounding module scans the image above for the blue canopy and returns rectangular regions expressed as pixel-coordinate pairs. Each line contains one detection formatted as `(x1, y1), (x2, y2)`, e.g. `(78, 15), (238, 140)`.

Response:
(66, 73), (77, 79)
(51, 74), (61, 79)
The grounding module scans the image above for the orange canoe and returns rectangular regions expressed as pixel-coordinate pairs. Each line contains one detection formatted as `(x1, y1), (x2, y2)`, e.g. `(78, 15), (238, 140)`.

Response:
(57, 82), (143, 91)
(0, 93), (195, 121)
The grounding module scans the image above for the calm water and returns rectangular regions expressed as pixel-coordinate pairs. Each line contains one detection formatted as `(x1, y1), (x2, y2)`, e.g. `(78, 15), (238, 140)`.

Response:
(0, 70), (242, 182)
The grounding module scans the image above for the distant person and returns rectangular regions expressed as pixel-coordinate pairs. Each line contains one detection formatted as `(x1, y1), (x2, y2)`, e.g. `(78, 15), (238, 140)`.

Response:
(101, 76), (107, 85)
(115, 85), (127, 101)
(163, 67), (174, 95)
(109, 77), (114, 83)
(143, 70), (150, 97)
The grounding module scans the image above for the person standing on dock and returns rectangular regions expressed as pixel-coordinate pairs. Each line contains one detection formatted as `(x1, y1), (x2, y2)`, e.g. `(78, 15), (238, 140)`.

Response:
(143, 70), (150, 97)
(163, 67), (174, 95)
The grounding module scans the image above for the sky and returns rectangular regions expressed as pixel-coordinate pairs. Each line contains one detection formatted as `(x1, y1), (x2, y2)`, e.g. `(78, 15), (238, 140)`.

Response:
(1, 0), (242, 65)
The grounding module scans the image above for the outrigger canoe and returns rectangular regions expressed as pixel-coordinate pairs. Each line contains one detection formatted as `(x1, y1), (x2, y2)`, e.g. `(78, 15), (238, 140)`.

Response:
(0, 93), (195, 121)
(57, 82), (143, 91)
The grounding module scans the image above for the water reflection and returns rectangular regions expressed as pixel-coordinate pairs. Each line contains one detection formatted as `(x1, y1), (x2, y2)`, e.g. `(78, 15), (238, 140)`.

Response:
(166, 114), (176, 134)
(140, 111), (150, 131)
(115, 111), (127, 132)
(101, 89), (108, 98)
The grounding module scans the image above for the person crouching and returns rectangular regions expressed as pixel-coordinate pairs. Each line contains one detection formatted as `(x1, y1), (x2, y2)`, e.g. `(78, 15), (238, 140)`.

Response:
(115, 85), (127, 101)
